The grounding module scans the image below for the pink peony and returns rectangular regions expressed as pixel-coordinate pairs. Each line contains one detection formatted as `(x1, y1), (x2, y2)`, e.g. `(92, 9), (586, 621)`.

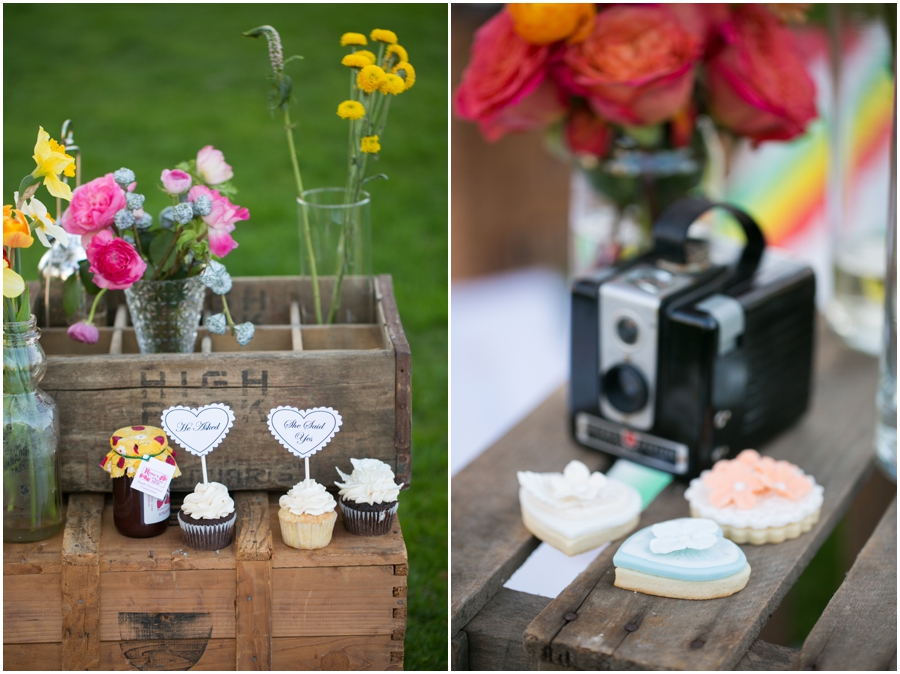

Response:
(86, 230), (147, 290)
(67, 321), (99, 344)
(188, 185), (249, 258)
(557, 6), (701, 126)
(60, 174), (127, 237)
(454, 9), (567, 141)
(565, 106), (610, 157)
(196, 146), (233, 185)
(160, 168), (193, 195)
(706, 5), (817, 145)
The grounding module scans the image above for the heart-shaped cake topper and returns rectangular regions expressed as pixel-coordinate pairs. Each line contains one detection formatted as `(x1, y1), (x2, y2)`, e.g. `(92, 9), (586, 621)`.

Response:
(161, 403), (235, 458)
(267, 406), (343, 459)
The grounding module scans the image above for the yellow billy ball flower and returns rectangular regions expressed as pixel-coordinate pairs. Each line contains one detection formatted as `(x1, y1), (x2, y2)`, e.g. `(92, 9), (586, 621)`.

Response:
(355, 50), (376, 63)
(508, 3), (596, 45)
(392, 61), (416, 89)
(357, 65), (387, 93)
(379, 73), (406, 95)
(342, 53), (373, 69)
(340, 32), (367, 47)
(360, 135), (381, 154)
(31, 126), (76, 201)
(370, 28), (398, 44)
(386, 44), (409, 63)
(337, 100), (366, 120)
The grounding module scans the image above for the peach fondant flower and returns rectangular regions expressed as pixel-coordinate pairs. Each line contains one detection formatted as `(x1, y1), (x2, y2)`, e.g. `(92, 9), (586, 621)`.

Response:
(756, 457), (812, 500)
(734, 449), (761, 467)
(702, 461), (764, 509)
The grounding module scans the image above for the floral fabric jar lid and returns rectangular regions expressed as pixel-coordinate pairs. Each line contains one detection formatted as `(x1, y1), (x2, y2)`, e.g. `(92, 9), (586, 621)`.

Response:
(100, 425), (182, 479)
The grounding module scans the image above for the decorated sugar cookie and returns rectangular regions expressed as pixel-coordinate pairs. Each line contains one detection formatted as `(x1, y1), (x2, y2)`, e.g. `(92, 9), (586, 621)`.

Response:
(684, 449), (823, 545)
(613, 518), (751, 600)
(517, 460), (641, 556)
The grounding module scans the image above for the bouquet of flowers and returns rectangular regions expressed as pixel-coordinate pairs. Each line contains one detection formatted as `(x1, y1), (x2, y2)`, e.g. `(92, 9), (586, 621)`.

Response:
(59, 146), (254, 346)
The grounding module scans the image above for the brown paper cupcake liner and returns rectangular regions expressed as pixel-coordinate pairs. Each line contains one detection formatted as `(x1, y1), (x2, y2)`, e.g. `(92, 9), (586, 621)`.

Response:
(177, 510), (236, 550)
(339, 499), (398, 536)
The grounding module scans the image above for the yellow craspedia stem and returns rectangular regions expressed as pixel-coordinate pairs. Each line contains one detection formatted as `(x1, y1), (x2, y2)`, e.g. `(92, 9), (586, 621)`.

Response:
(386, 44), (409, 63)
(337, 100), (366, 120)
(342, 53), (374, 69)
(357, 65), (387, 93)
(392, 61), (416, 89)
(360, 135), (381, 154)
(3, 205), (34, 248)
(31, 126), (76, 201)
(379, 73), (406, 96)
(3, 258), (25, 299)
(340, 32), (367, 47)
(508, 3), (596, 45)
(370, 29), (398, 44)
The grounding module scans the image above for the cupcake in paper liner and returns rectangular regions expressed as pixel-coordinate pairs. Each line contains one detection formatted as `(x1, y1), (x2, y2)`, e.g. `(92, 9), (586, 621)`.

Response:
(177, 481), (236, 550)
(278, 479), (337, 549)
(334, 458), (403, 536)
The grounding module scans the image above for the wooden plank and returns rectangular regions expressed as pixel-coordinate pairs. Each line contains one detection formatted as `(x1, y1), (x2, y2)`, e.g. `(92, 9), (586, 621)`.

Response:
(735, 640), (798, 671)
(236, 561), (272, 670)
(3, 572), (63, 643)
(235, 492), (272, 562)
(108, 303), (128, 356)
(523, 326), (880, 671)
(102, 633), (231, 670)
(3, 642), (61, 670)
(465, 588), (550, 671)
(798, 498), (897, 671)
(61, 493), (103, 566)
(452, 630), (469, 671)
(4, 516), (65, 575)
(450, 387), (609, 634)
(271, 635), (403, 671)
(290, 300), (303, 351)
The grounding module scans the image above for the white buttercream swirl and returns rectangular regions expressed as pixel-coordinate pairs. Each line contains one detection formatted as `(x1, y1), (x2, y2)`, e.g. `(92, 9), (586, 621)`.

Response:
(181, 481), (235, 520)
(279, 479), (337, 516)
(334, 458), (403, 505)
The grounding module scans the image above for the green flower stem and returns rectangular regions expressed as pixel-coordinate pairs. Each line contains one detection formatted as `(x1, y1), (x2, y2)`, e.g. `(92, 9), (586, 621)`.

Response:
(220, 294), (236, 328)
(131, 221), (144, 259)
(86, 289), (107, 324)
(152, 223), (184, 281)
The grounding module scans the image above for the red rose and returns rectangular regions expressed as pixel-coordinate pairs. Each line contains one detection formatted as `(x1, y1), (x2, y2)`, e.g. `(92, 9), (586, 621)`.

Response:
(86, 229), (147, 290)
(706, 5), (817, 144)
(455, 9), (567, 141)
(558, 6), (701, 126)
(565, 106), (611, 157)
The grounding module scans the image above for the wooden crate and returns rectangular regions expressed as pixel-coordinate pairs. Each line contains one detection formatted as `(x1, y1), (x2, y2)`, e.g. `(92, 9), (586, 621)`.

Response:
(3, 492), (408, 671)
(31, 275), (411, 493)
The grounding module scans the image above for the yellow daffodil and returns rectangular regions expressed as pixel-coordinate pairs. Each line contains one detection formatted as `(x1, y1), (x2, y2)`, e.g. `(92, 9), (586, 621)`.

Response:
(386, 44), (409, 64)
(3, 205), (34, 248)
(360, 135), (381, 154)
(3, 258), (25, 299)
(31, 126), (76, 201)
(341, 32), (368, 47)
(342, 53), (374, 69)
(370, 29), (398, 44)
(392, 61), (416, 89)
(357, 65), (387, 93)
(337, 100), (366, 120)
(379, 73), (406, 96)
(17, 194), (68, 248)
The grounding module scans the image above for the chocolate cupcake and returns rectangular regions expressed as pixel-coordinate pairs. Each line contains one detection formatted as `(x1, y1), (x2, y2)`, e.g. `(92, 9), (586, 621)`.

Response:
(177, 481), (236, 550)
(334, 458), (403, 536)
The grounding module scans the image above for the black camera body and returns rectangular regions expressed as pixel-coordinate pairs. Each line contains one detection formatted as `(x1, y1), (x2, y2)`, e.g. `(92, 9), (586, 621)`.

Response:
(570, 198), (815, 479)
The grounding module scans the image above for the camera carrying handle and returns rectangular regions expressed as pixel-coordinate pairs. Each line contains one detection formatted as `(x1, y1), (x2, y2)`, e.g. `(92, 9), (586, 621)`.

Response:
(652, 197), (766, 284)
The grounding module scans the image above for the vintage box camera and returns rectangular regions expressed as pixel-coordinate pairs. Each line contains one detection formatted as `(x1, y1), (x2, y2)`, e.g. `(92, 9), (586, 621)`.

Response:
(570, 198), (815, 479)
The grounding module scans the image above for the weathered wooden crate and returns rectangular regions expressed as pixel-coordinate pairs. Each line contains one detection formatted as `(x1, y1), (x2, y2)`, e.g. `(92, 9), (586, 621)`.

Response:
(31, 275), (411, 493)
(3, 492), (408, 670)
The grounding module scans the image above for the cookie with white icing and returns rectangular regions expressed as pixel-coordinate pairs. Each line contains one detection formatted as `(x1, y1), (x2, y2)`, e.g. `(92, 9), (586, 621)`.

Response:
(613, 518), (751, 599)
(684, 449), (823, 545)
(517, 460), (641, 556)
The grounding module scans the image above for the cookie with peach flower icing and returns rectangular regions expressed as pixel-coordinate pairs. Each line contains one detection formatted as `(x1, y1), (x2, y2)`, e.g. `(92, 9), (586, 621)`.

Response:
(684, 450), (823, 545)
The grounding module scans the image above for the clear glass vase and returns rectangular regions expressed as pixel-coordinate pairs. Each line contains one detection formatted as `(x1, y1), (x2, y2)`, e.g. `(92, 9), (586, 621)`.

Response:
(3, 315), (64, 542)
(298, 187), (372, 325)
(125, 277), (206, 353)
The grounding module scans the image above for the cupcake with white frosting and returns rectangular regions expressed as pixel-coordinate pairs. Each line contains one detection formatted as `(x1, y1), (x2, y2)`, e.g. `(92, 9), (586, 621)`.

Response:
(177, 481), (236, 550)
(278, 479), (337, 549)
(334, 458), (403, 536)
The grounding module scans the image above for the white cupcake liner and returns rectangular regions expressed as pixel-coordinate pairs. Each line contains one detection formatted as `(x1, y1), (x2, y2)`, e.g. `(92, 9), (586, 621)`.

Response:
(339, 499), (398, 536)
(278, 510), (337, 549)
(177, 510), (236, 550)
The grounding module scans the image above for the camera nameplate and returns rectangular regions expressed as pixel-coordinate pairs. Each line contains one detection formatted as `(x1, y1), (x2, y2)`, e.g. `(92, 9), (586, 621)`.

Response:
(575, 412), (689, 474)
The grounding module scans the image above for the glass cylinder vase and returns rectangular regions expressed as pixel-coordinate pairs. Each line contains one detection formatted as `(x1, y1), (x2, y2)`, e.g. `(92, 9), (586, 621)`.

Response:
(3, 315), (64, 542)
(125, 277), (206, 354)
(298, 187), (372, 325)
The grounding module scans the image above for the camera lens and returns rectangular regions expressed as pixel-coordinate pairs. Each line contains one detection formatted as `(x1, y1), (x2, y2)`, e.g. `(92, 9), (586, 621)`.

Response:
(602, 364), (649, 414)
(616, 317), (639, 345)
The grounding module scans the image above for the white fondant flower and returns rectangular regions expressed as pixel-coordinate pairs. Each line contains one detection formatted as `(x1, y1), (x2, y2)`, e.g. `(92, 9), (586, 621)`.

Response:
(548, 460), (607, 500)
(649, 518), (719, 554)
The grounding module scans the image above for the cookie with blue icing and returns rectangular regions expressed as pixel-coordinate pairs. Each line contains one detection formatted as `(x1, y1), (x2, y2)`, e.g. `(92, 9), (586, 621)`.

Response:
(613, 518), (750, 599)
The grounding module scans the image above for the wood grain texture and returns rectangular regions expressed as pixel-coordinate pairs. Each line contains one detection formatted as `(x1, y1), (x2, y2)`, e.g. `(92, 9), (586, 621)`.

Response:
(100, 637), (234, 670)
(465, 588), (550, 671)
(271, 635), (404, 671)
(235, 492), (272, 562)
(523, 326), (880, 671)
(62, 564), (101, 670)
(734, 640), (798, 671)
(3, 643), (61, 670)
(451, 387), (611, 634)
(452, 630), (468, 671)
(798, 497), (897, 671)
(236, 560), (272, 670)
(3, 572), (63, 643)
(4, 518), (65, 575)
(61, 493), (103, 566)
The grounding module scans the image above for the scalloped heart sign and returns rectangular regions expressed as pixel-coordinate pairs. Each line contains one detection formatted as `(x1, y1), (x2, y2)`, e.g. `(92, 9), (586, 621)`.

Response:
(267, 406), (343, 459)
(161, 403), (235, 457)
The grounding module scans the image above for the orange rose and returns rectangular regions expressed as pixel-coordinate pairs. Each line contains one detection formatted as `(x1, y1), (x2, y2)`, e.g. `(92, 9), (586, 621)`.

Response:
(507, 3), (595, 45)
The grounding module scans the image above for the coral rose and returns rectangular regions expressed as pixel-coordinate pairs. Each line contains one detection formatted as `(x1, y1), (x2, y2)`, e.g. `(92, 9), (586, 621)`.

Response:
(454, 9), (567, 141)
(706, 4), (817, 144)
(565, 106), (611, 157)
(557, 5), (701, 126)
(60, 174), (127, 237)
(86, 229), (147, 290)
(188, 185), (249, 258)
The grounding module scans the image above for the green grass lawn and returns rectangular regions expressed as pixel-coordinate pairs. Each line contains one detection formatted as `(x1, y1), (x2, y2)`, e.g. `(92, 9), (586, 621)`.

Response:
(4, 3), (448, 669)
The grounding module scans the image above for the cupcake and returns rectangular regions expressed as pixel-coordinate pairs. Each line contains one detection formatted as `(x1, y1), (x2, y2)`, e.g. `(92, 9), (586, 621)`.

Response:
(334, 458), (403, 536)
(278, 479), (337, 549)
(177, 481), (236, 550)
(684, 449), (824, 545)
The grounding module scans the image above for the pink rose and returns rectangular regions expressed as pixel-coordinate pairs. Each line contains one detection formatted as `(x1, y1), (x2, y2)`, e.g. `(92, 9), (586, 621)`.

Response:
(67, 321), (99, 344)
(86, 230), (147, 290)
(196, 146), (233, 185)
(454, 9), (567, 141)
(160, 169), (193, 195)
(188, 185), (249, 258)
(706, 5), (817, 144)
(60, 174), (127, 237)
(565, 106), (610, 157)
(558, 6), (701, 126)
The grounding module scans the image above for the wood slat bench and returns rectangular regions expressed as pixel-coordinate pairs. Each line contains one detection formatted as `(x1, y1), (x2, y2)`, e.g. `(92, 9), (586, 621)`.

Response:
(451, 322), (896, 670)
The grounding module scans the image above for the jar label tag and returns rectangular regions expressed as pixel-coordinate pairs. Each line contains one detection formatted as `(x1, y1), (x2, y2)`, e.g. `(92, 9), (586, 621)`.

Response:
(143, 491), (170, 525)
(132, 457), (177, 500)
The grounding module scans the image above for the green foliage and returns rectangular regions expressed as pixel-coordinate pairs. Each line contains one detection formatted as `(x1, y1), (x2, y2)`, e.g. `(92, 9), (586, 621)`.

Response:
(62, 274), (82, 316)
